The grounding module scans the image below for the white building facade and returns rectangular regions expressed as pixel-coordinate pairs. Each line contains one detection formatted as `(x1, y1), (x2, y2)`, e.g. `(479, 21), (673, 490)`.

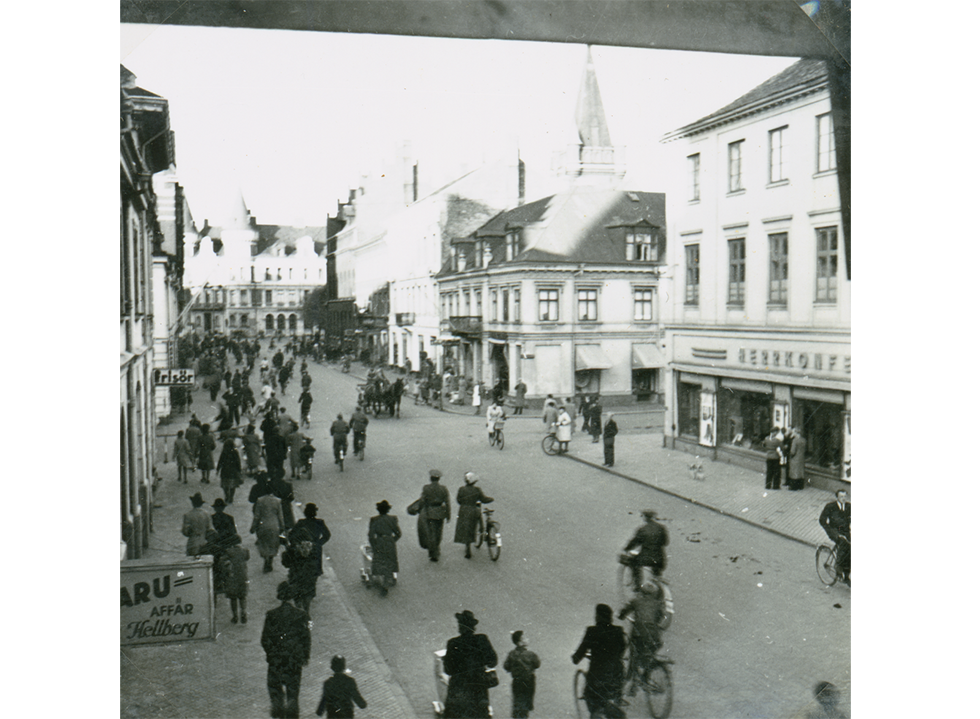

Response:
(660, 58), (850, 490)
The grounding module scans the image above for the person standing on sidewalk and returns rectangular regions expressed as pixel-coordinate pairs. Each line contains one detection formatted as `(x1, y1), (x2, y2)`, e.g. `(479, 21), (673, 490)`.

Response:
(602, 414), (619, 467)
(504, 630), (540, 719)
(454, 473), (493, 559)
(589, 395), (603, 444)
(542, 397), (558, 434)
(513, 380), (527, 415)
(316, 655), (367, 718)
(182, 492), (212, 556)
(419, 469), (451, 562)
(556, 406), (572, 454)
(787, 426), (807, 491)
(174, 430), (194, 484)
(261, 581), (311, 719)
(762, 426), (784, 490)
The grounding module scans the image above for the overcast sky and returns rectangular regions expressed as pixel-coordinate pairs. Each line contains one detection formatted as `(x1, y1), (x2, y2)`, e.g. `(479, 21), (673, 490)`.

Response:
(121, 24), (797, 228)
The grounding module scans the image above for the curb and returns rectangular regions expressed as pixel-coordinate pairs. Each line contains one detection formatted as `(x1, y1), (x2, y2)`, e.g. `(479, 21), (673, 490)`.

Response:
(561, 453), (822, 550)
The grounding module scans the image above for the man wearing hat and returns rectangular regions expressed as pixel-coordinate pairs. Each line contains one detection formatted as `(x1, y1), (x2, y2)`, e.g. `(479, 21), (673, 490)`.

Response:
(261, 582), (311, 719)
(420, 470), (451, 562)
(624, 510), (669, 591)
(182, 492), (212, 556)
(453, 473), (494, 559)
(443, 610), (498, 719)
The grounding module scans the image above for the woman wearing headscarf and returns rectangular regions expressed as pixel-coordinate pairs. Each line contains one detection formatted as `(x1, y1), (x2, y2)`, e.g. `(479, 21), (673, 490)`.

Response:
(453, 473), (494, 559)
(368, 500), (401, 596)
(281, 527), (319, 613)
(443, 610), (498, 719)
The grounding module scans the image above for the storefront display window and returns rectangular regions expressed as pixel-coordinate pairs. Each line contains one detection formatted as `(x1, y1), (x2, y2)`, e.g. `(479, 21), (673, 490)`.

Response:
(718, 388), (771, 450)
(677, 382), (700, 437)
(793, 399), (844, 472)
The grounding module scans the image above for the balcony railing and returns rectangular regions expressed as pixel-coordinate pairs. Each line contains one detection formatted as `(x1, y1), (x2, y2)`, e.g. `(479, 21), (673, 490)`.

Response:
(446, 316), (483, 336)
(396, 312), (416, 326)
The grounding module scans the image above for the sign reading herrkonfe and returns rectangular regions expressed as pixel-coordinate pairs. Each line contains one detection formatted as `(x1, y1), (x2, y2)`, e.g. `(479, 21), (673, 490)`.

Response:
(121, 558), (214, 646)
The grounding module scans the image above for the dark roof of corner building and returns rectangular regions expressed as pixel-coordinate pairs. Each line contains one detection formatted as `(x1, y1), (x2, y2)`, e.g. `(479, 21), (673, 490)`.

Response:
(663, 58), (826, 141)
(437, 188), (665, 275)
(201, 224), (326, 256)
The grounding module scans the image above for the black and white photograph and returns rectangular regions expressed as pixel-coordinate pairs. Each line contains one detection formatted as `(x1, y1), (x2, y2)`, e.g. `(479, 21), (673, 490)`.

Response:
(117, 2), (885, 717)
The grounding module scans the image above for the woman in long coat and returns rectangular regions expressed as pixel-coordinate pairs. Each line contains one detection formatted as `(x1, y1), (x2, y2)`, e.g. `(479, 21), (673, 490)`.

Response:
(197, 424), (217, 483)
(453, 474), (493, 559)
(251, 482), (285, 573)
(287, 428), (306, 479)
(443, 610), (498, 719)
(217, 439), (243, 504)
(556, 406), (572, 454)
(368, 500), (401, 596)
(174, 430), (195, 483)
(242, 424), (262, 475)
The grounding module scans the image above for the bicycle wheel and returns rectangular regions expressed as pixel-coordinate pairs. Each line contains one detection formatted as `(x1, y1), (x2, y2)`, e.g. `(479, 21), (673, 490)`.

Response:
(497, 430), (505, 450)
(487, 522), (501, 561)
(489, 431), (496, 447)
(542, 435), (558, 455)
(643, 663), (673, 719)
(573, 668), (589, 719)
(338, 450), (345, 473)
(475, 523), (484, 549)
(815, 545), (838, 585)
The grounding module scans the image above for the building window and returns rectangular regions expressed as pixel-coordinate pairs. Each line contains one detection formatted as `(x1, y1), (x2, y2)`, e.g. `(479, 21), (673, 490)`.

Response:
(251, 266), (256, 282)
(728, 140), (744, 192)
(464, 291), (471, 315)
(685, 244), (700, 305)
(265, 289), (273, 305)
(793, 397), (844, 471)
(577, 288), (598, 321)
(769, 126), (787, 183)
(633, 288), (654, 321)
(688, 153), (700, 201)
(719, 387), (772, 449)
(241, 314), (249, 327)
(265, 314), (274, 330)
(277, 268), (283, 281)
(251, 289), (262, 306)
(228, 315), (236, 327)
(677, 382), (701, 438)
(817, 112), (836, 172)
(475, 290), (482, 317)
(304, 268), (308, 280)
(538, 288), (559, 321)
(491, 290), (498, 321)
(319, 269), (323, 280)
(506, 231), (521, 261)
(240, 290), (248, 306)
(815, 226), (839, 303)
(626, 230), (656, 262)
(442, 293), (448, 318)
(288, 268), (293, 280)
(768, 232), (789, 305)
(728, 238), (746, 305)
(502, 289), (510, 322)
(513, 288), (520, 323)
(229, 291), (236, 307)
(264, 268), (271, 281)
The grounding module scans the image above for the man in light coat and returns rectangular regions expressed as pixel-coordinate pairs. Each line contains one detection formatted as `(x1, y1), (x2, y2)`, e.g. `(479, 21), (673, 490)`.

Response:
(787, 427), (807, 491)
(182, 492), (212, 556)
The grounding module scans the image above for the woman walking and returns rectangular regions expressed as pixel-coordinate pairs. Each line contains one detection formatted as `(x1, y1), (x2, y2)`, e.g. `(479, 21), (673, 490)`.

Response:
(217, 438), (243, 504)
(453, 473), (493, 559)
(174, 430), (194, 483)
(242, 423), (262, 475)
(443, 610), (498, 719)
(368, 500), (401, 596)
(251, 476), (285, 573)
(197, 423), (217, 484)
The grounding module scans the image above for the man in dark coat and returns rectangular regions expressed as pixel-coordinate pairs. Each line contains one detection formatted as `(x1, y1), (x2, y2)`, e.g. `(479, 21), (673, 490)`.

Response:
(453, 473), (493, 559)
(602, 414), (619, 467)
(281, 528), (320, 613)
(368, 500), (400, 596)
(211, 497), (237, 542)
(261, 582), (311, 719)
(443, 610), (498, 719)
(504, 630), (540, 719)
(572, 604), (627, 719)
(330, 414), (350, 465)
(819, 489), (851, 583)
(349, 406), (370, 458)
(625, 510), (669, 590)
(589, 395), (603, 443)
(316, 655), (367, 718)
(419, 469), (451, 561)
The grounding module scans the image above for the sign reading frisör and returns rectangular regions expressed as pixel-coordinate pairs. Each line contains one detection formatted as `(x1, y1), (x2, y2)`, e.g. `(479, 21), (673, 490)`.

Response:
(153, 368), (196, 386)
(121, 558), (214, 646)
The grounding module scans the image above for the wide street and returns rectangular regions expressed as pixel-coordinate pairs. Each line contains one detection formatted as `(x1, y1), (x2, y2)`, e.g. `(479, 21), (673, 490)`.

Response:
(244, 354), (850, 719)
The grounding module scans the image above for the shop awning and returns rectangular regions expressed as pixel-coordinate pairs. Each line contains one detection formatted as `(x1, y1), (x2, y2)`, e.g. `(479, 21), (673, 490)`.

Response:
(631, 344), (665, 369)
(576, 345), (613, 371)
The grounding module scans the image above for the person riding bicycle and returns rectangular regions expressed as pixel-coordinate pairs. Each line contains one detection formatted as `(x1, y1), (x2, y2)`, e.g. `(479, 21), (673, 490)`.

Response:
(618, 580), (667, 692)
(299, 388), (313, 428)
(330, 413), (350, 465)
(298, 437), (316, 475)
(350, 405), (370, 456)
(624, 510), (669, 591)
(572, 603), (627, 719)
(818, 489), (851, 584)
(486, 401), (505, 443)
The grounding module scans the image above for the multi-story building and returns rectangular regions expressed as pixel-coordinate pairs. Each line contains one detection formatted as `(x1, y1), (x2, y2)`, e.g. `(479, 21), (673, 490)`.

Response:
(182, 193), (327, 337)
(120, 65), (177, 558)
(660, 58), (850, 490)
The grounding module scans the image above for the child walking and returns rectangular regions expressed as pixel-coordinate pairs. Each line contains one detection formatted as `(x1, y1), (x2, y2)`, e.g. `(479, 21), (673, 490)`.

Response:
(316, 655), (367, 717)
(503, 630), (541, 718)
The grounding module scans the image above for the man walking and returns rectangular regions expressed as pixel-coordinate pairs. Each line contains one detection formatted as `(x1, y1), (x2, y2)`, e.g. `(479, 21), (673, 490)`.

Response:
(182, 492), (212, 556)
(419, 469), (451, 562)
(261, 582), (312, 719)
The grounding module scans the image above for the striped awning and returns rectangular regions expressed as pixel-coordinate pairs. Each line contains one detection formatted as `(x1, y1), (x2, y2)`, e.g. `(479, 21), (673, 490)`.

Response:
(575, 345), (613, 371)
(631, 343), (665, 369)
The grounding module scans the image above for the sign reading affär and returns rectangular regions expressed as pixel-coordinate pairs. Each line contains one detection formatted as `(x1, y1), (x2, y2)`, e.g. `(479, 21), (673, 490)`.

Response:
(153, 368), (196, 386)
(121, 558), (214, 645)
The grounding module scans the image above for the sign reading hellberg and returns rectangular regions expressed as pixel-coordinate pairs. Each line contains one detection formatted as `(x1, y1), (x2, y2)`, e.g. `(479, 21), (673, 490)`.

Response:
(121, 559), (214, 646)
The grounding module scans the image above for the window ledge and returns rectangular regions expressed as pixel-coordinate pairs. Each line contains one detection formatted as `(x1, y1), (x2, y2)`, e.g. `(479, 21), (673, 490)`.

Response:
(813, 300), (838, 306)
(766, 179), (790, 189)
(767, 303), (788, 310)
(688, 198), (700, 205)
(684, 302), (700, 308)
(726, 303), (745, 310)
(813, 169), (837, 179)
(726, 188), (746, 197)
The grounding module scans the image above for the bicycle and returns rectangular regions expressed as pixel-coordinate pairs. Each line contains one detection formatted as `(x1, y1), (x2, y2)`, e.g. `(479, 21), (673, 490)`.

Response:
(489, 418), (505, 450)
(622, 619), (674, 718)
(815, 537), (849, 586)
(353, 430), (366, 461)
(573, 656), (627, 719)
(474, 506), (501, 561)
(542, 428), (559, 456)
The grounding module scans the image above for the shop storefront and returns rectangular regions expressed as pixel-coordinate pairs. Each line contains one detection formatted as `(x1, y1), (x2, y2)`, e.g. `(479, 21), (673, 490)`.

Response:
(667, 331), (850, 490)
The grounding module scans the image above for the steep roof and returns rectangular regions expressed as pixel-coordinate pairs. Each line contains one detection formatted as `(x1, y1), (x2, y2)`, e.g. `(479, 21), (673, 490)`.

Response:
(664, 58), (826, 140)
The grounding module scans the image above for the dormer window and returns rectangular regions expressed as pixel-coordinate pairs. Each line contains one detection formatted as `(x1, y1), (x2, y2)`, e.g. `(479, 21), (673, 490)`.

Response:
(626, 229), (656, 262)
(456, 248), (467, 273)
(483, 243), (493, 267)
(506, 230), (521, 261)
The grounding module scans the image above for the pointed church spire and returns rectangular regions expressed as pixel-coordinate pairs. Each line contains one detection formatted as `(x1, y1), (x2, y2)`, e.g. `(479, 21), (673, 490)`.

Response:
(226, 189), (252, 230)
(574, 46), (611, 148)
